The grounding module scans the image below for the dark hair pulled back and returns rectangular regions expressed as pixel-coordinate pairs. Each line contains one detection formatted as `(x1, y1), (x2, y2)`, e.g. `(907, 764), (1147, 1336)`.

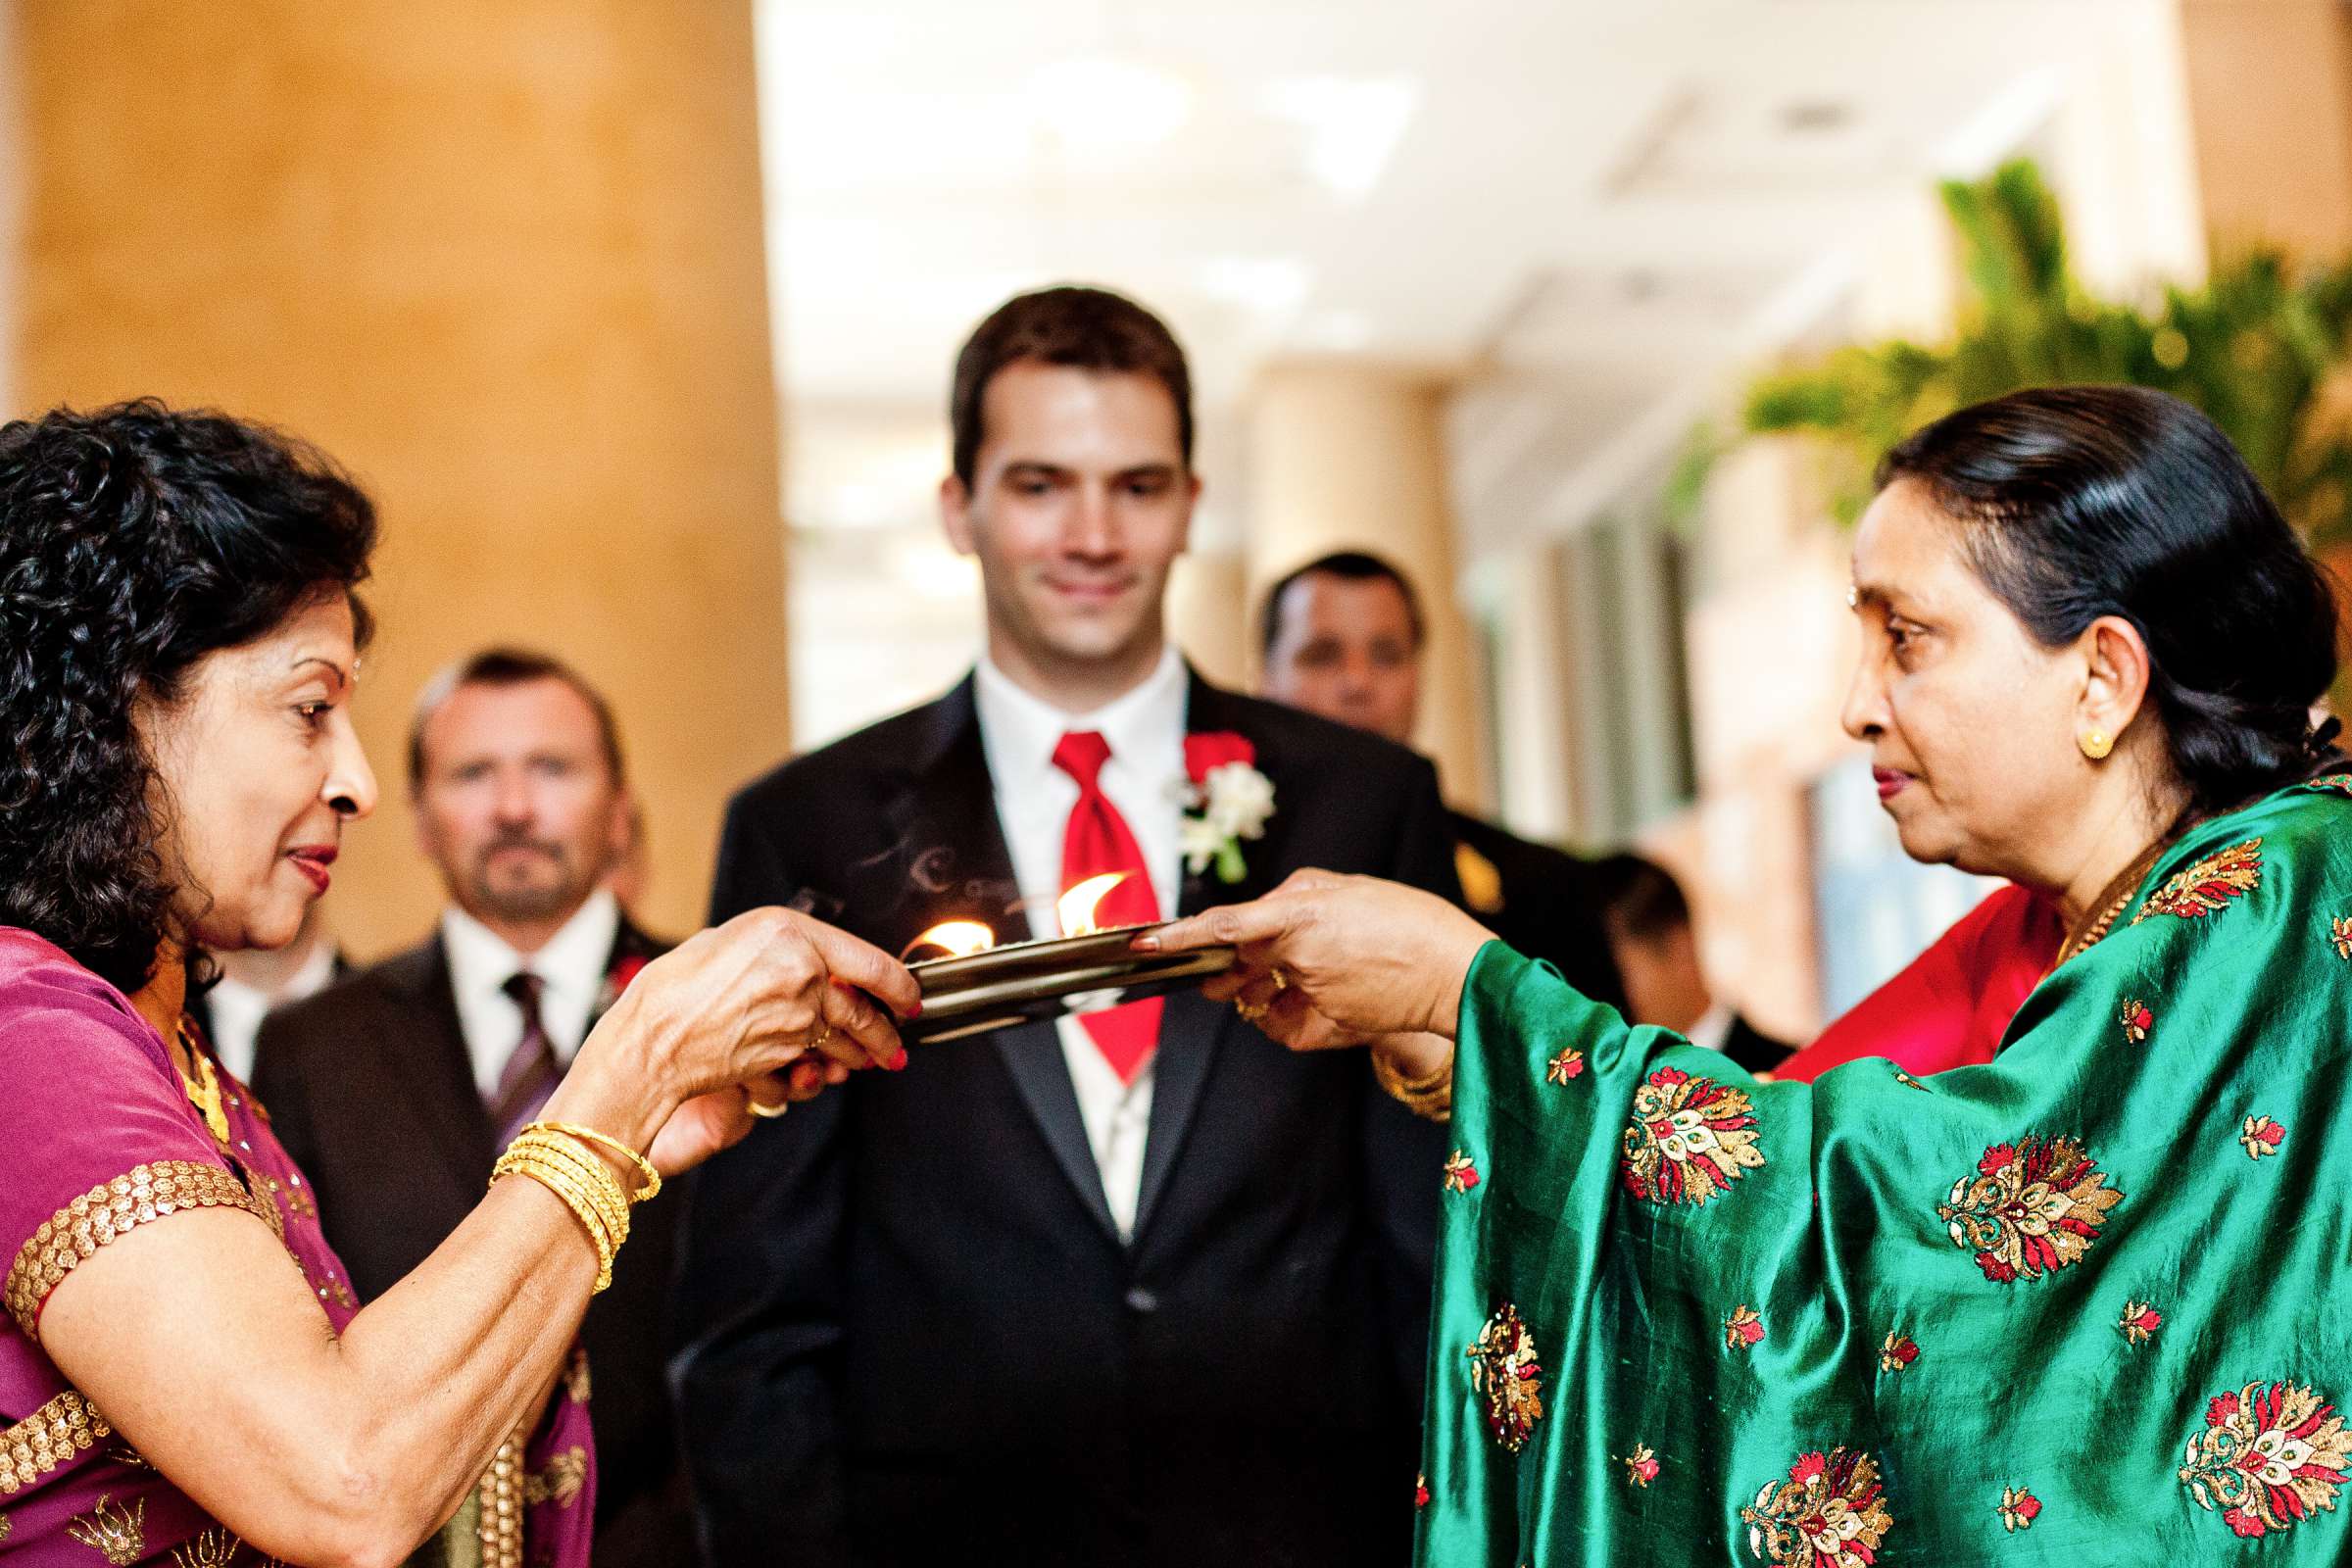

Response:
(0, 400), (376, 994)
(1881, 385), (2339, 814)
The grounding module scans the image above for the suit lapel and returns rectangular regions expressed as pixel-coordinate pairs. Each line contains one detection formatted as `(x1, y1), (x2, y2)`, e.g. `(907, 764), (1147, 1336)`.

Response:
(898, 679), (1121, 1242)
(1132, 673), (1266, 1241)
(398, 936), (500, 1180)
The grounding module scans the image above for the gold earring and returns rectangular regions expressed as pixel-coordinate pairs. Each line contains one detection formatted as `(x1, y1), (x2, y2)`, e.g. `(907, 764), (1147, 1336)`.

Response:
(2079, 729), (2113, 760)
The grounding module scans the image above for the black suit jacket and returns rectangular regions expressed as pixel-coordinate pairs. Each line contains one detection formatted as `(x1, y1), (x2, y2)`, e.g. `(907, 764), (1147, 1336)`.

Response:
(252, 916), (692, 1568)
(673, 671), (1459, 1568)
(1722, 1012), (1796, 1075)
(1446, 809), (1625, 1014)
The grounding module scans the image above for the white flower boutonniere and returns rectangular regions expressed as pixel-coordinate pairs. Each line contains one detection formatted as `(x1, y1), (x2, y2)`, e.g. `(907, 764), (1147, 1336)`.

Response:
(1178, 731), (1274, 883)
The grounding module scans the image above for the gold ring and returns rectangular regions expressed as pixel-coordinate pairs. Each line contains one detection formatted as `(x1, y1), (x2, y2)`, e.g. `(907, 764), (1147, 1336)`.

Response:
(744, 1084), (790, 1119)
(1235, 998), (1269, 1023)
(809, 1017), (834, 1051)
(1269, 967), (1291, 991)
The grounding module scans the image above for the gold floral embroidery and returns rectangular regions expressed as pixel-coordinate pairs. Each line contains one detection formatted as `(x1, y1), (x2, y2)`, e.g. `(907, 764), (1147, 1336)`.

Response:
(1619, 1067), (1763, 1206)
(105, 1444), (150, 1472)
(1937, 1135), (2123, 1283)
(1724, 1304), (1764, 1352)
(2333, 916), (2352, 961)
(2119, 1300), (2163, 1345)
(1741, 1448), (1892, 1565)
(66, 1494), (144, 1564)
(1441, 1151), (1481, 1194)
(1544, 1046), (1584, 1084)
(264, 1175), (317, 1222)
(2118, 999), (2153, 1045)
(2131, 838), (2262, 925)
(562, 1347), (592, 1405)
(1465, 1304), (1544, 1452)
(6, 1161), (279, 1338)
(0, 1510), (10, 1542)
(1, 1389), (110, 1494)
(2180, 1380), (2350, 1539)
(1621, 1443), (1659, 1487)
(1997, 1485), (2042, 1531)
(171, 1526), (242, 1566)
(2240, 1114), (2286, 1159)
(524, 1446), (589, 1507)
(1880, 1331), (1919, 1372)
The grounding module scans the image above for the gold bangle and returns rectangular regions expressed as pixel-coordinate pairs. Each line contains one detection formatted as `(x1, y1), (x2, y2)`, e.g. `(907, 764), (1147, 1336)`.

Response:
(1370, 1043), (1455, 1123)
(523, 1120), (662, 1204)
(506, 1133), (632, 1250)
(494, 1155), (618, 1292)
(499, 1143), (627, 1255)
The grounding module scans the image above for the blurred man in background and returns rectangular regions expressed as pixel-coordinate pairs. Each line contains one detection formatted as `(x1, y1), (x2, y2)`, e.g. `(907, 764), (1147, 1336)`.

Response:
(1259, 550), (1623, 1009)
(675, 286), (1455, 1567)
(1593, 852), (1793, 1072)
(188, 901), (347, 1082)
(254, 648), (689, 1566)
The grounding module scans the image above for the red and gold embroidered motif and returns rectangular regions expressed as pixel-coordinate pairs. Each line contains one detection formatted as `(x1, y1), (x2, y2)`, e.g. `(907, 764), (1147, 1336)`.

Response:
(1466, 1304), (1544, 1453)
(2119, 1000), (2153, 1044)
(1880, 1331), (1919, 1372)
(1, 1390), (109, 1494)
(2180, 1380), (2350, 1539)
(1997, 1485), (2041, 1532)
(524, 1446), (589, 1508)
(2306, 774), (2352, 796)
(1724, 1304), (1764, 1352)
(2132, 838), (2262, 925)
(1740, 1447), (1892, 1566)
(1619, 1067), (1763, 1207)
(2331, 916), (2352, 961)
(2119, 1300), (2163, 1346)
(1442, 1151), (1481, 1194)
(1545, 1047), (1585, 1084)
(1414, 1474), (1430, 1509)
(1621, 1443), (1659, 1487)
(2240, 1115), (2286, 1159)
(1937, 1135), (2123, 1283)
(66, 1494), (144, 1564)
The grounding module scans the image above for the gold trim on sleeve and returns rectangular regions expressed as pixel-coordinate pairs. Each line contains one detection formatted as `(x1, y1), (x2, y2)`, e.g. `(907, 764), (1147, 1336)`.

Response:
(5, 1160), (280, 1339)
(0, 1389), (110, 1495)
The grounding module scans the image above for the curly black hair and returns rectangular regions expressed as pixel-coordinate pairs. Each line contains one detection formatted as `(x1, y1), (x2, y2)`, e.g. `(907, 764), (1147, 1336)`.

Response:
(0, 400), (377, 995)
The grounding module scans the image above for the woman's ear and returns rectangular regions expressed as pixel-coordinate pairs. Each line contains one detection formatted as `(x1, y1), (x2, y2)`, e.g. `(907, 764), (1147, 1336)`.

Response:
(2079, 613), (2154, 742)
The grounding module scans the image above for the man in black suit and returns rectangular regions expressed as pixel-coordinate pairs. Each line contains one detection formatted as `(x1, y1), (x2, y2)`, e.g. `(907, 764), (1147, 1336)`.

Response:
(673, 286), (1457, 1567)
(1592, 852), (1795, 1073)
(1258, 551), (1624, 1011)
(254, 648), (692, 1565)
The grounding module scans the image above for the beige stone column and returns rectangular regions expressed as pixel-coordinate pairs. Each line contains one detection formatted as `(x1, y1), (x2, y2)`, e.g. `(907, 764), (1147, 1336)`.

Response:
(2178, 0), (2352, 255)
(1243, 363), (1489, 809)
(11, 0), (786, 955)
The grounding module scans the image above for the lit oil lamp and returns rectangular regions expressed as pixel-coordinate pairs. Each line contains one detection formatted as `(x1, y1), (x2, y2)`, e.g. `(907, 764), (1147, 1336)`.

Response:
(899, 872), (1234, 1044)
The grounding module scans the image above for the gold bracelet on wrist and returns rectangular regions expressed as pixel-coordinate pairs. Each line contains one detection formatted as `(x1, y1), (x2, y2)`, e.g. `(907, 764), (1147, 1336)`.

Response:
(1370, 1043), (1455, 1123)
(492, 1128), (635, 1293)
(523, 1120), (662, 1203)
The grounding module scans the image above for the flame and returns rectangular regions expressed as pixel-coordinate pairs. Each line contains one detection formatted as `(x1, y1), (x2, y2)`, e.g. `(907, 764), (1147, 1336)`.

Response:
(904, 920), (998, 961)
(1057, 872), (1129, 938)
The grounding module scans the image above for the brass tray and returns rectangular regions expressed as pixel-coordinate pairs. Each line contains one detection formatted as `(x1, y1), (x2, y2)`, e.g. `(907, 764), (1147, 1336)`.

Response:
(906, 924), (1236, 1043)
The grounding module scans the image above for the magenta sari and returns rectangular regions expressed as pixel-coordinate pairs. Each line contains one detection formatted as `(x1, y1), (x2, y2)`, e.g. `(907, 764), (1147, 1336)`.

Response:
(0, 930), (595, 1566)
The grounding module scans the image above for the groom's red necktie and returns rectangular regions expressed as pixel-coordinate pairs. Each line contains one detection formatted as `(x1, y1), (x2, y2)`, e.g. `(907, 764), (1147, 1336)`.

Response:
(1053, 729), (1162, 1084)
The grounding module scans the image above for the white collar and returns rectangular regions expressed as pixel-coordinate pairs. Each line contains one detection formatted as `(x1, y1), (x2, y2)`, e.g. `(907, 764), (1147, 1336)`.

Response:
(441, 888), (621, 1087)
(1685, 1001), (1735, 1055)
(972, 645), (1189, 789)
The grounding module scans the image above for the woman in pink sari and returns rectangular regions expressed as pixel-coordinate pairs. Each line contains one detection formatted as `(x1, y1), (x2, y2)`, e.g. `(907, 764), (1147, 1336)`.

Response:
(0, 403), (919, 1565)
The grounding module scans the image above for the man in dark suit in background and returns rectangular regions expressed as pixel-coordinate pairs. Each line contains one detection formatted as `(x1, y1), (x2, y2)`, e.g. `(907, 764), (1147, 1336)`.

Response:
(1259, 551), (1624, 1010)
(255, 649), (691, 1565)
(1592, 852), (1794, 1073)
(673, 286), (1457, 1567)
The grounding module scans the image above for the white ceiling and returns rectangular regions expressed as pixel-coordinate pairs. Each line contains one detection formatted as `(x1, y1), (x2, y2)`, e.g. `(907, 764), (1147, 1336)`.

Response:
(755, 0), (2113, 420)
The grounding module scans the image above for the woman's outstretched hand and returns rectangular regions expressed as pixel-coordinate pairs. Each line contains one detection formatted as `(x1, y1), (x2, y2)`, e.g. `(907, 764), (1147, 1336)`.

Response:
(564, 907), (921, 1175)
(1138, 870), (1494, 1053)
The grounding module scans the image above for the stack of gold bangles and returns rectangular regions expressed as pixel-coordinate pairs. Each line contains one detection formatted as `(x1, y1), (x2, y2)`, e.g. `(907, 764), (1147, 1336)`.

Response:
(1370, 1045), (1454, 1123)
(491, 1122), (662, 1294)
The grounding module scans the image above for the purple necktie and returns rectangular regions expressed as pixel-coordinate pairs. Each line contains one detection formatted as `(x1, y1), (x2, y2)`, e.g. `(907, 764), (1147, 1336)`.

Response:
(489, 971), (563, 1146)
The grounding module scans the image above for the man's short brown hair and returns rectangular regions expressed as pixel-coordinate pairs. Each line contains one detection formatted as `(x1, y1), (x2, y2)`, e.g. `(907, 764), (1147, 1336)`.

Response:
(949, 285), (1194, 486)
(408, 647), (626, 790)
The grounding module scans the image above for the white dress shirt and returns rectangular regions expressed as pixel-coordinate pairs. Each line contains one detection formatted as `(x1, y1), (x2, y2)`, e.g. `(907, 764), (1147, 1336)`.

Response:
(974, 645), (1188, 1241)
(1685, 1001), (1735, 1055)
(205, 941), (341, 1083)
(441, 888), (623, 1098)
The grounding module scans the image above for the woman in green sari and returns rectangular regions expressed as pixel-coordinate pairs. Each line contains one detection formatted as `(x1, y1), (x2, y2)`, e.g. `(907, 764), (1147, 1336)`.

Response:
(1143, 386), (2351, 1563)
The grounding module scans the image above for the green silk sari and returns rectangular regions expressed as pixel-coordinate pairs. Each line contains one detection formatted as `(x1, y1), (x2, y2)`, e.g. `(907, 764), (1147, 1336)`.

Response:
(1419, 779), (2352, 1564)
